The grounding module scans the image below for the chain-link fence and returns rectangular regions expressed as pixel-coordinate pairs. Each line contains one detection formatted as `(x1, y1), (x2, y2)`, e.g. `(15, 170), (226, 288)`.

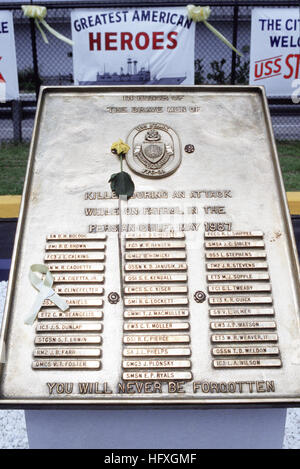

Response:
(1, 0), (300, 143)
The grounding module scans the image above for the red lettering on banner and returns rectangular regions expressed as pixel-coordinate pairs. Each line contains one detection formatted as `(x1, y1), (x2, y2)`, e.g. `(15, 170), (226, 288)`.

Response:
(264, 60), (274, 76)
(89, 32), (101, 51)
(253, 54), (300, 81)
(284, 54), (300, 79)
(135, 32), (150, 50)
(254, 62), (264, 79)
(0, 58), (5, 84)
(167, 32), (178, 49)
(88, 31), (179, 52)
(153, 32), (164, 50)
(273, 58), (281, 74)
(254, 56), (282, 81)
(105, 32), (117, 51)
(121, 32), (133, 50)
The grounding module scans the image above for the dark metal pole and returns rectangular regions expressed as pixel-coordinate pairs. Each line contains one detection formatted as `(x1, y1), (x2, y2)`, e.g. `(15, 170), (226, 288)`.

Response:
(29, 17), (40, 101)
(11, 100), (22, 143)
(230, 1), (239, 85)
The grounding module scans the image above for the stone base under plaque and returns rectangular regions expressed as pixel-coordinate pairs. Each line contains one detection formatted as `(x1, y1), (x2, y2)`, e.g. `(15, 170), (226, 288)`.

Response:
(25, 408), (287, 449)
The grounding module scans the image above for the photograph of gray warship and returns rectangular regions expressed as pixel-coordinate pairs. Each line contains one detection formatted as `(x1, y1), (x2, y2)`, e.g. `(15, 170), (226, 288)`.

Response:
(79, 58), (187, 85)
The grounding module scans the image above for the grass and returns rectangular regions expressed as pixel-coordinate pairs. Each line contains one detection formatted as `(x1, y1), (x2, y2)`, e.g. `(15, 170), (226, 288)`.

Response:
(0, 141), (299, 195)
(0, 143), (30, 195)
(277, 142), (300, 191)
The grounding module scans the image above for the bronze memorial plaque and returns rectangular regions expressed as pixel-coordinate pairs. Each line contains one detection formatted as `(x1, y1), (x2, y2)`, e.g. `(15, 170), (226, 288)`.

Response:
(0, 86), (299, 407)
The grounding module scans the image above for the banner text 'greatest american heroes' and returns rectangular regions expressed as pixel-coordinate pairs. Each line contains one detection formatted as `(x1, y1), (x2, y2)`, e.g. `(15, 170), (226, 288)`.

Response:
(73, 9), (193, 51)
(71, 8), (195, 85)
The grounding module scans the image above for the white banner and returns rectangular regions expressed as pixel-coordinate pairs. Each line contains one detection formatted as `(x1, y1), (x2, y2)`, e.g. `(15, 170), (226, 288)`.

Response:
(250, 7), (300, 97)
(0, 10), (19, 101)
(71, 7), (195, 86)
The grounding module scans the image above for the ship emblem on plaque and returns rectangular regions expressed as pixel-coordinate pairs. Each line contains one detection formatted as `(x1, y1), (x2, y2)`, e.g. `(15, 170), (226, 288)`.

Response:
(126, 123), (181, 178)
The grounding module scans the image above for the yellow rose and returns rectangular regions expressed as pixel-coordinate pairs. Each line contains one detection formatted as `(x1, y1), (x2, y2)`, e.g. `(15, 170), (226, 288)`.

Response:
(111, 139), (130, 156)
(187, 5), (211, 22)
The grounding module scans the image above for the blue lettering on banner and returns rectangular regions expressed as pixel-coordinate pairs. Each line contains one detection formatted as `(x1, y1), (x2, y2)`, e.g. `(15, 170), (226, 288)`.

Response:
(73, 9), (193, 32)
(257, 16), (300, 49)
(270, 35), (300, 48)
(0, 21), (9, 34)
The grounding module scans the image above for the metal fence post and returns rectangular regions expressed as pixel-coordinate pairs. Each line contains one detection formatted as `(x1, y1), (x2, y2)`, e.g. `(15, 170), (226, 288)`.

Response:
(11, 100), (22, 143)
(29, 17), (40, 101)
(230, 1), (239, 85)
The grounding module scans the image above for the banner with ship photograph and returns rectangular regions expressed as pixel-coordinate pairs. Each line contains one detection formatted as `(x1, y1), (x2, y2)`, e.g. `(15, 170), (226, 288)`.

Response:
(0, 10), (19, 102)
(71, 7), (195, 86)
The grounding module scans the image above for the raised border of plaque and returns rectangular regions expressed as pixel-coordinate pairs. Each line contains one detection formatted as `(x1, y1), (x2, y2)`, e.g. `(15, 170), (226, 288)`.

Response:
(0, 86), (300, 408)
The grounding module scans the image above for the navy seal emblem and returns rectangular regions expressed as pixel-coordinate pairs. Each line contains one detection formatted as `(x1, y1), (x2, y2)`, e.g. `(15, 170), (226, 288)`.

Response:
(126, 123), (181, 178)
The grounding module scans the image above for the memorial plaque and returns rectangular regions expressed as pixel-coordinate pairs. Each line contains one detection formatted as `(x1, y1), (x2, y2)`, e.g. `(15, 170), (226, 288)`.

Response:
(204, 231), (263, 238)
(125, 232), (184, 239)
(33, 348), (101, 358)
(122, 359), (191, 369)
(213, 359), (281, 369)
(44, 253), (105, 261)
(38, 309), (103, 320)
(124, 285), (188, 294)
(53, 286), (104, 295)
(52, 274), (104, 283)
(206, 262), (268, 270)
(208, 296), (272, 305)
(205, 240), (265, 249)
(206, 251), (266, 259)
(123, 321), (190, 331)
(124, 296), (189, 306)
(43, 297), (104, 307)
(122, 371), (192, 381)
(123, 334), (190, 344)
(32, 360), (101, 369)
(124, 309), (189, 319)
(47, 234), (107, 241)
(125, 241), (186, 250)
(125, 251), (186, 260)
(212, 346), (279, 356)
(208, 284), (271, 293)
(123, 347), (191, 357)
(0, 86), (300, 408)
(34, 335), (102, 345)
(124, 273), (188, 283)
(207, 273), (270, 282)
(36, 322), (102, 332)
(210, 320), (276, 330)
(47, 263), (105, 272)
(211, 333), (278, 343)
(125, 262), (187, 271)
(209, 308), (274, 317)
(46, 242), (106, 251)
